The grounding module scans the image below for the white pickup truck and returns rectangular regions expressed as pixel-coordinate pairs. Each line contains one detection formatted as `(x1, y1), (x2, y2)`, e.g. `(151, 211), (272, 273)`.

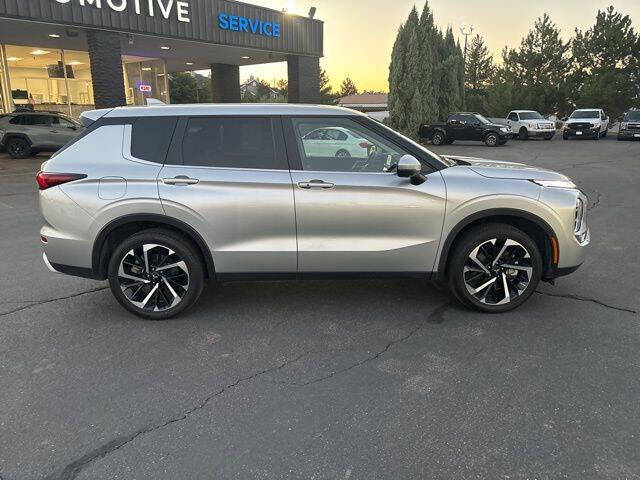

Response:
(506, 110), (556, 140)
(563, 108), (610, 140)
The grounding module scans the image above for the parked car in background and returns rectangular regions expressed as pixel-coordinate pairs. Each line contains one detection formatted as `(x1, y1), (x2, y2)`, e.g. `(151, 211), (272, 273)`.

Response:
(420, 113), (511, 147)
(37, 104), (588, 319)
(563, 109), (609, 140)
(0, 111), (82, 158)
(302, 126), (370, 158)
(618, 109), (640, 141)
(506, 110), (556, 140)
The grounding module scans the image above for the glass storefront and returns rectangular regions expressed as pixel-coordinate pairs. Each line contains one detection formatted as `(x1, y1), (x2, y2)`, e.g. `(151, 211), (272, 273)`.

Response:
(0, 46), (171, 118)
(123, 57), (170, 106)
(1, 45), (94, 119)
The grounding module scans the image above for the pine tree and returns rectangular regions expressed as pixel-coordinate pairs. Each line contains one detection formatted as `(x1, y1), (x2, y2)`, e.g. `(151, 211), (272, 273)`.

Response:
(501, 13), (571, 115)
(339, 77), (359, 97)
(318, 67), (337, 105)
(571, 6), (640, 118)
(465, 34), (495, 91)
(388, 22), (411, 132)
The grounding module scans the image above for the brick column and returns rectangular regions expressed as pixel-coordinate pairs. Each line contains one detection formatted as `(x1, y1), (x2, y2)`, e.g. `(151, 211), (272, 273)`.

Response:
(287, 55), (320, 104)
(211, 64), (241, 103)
(86, 30), (126, 109)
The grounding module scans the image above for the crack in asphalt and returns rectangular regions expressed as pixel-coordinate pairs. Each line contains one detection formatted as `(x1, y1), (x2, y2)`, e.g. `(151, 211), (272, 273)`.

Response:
(43, 302), (452, 479)
(290, 302), (453, 387)
(0, 287), (108, 317)
(45, 353), (307, 480)
(588, 191), (601, 211)
(535, 291), (637, 314)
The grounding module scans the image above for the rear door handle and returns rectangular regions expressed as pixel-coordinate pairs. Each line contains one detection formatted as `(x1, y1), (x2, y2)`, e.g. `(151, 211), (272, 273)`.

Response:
(162, 176), (199, 185)
(298, 179), (335, 189)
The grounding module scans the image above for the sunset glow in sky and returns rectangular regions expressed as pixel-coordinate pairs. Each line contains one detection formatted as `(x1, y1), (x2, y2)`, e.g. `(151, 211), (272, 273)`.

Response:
(238, 0), (640, 92)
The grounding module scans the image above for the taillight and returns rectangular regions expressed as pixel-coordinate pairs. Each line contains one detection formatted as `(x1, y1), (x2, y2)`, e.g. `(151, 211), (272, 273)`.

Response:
(36, 171), (87, 190)
(359, 142), (371, 149)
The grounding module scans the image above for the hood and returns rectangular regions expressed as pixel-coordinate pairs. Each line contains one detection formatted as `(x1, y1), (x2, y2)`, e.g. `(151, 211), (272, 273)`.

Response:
(566, 118), (599, 124)
(444, 155), (571, 182)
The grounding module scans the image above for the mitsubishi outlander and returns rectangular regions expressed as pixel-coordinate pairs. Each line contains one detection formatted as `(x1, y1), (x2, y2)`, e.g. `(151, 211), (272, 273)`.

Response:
(38, 105), (589, 319)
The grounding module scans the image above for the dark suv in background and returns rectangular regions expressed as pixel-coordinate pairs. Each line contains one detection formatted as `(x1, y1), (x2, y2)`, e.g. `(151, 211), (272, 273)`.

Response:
(0, 111), (81, 159)
(419, 113), (511, 147)
(618, 109), (640, 141)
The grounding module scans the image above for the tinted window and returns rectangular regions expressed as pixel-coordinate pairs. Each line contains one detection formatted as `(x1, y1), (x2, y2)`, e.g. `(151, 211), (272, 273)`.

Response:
(519, 112), (543, 120)
(291, 117), (413, 173)
(22, 115), (51, 126)
(51, 116), (77, 127)
(182, 117), (277, 169)
(570, 110), (599, 119)
(460, 114), (478, 124)
(508, 113), (518, 121)
(9, 116), (22, 125)
(131, 117), (178, 163)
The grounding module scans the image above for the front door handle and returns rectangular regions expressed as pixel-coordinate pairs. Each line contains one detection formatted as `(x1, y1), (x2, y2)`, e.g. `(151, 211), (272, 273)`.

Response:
(298, 179), (335, 189)
(162, 176), (199, 185)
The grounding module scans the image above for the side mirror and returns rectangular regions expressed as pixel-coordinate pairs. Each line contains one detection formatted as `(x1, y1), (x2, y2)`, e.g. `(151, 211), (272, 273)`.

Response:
(396, 155), (427, 185)
(68, 125), (77, 130)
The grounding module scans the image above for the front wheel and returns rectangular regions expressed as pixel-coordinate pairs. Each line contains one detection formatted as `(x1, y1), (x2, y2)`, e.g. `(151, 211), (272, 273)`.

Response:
(431, 131), (446, 146)
(108, 229), (205, 320)
(447, 224), (542, 313)
(484, 132), (499, 147)
(518, 127), (529, 140)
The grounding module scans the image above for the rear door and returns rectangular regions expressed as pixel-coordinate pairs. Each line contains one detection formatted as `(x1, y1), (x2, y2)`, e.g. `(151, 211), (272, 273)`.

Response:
(157, 116), (296, 275)
(49, 116), (80, 147)
(285, 116), (446, 273)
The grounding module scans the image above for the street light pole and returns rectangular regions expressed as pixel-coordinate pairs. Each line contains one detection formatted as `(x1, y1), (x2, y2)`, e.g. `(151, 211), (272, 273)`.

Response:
(459, 23), (475, 66)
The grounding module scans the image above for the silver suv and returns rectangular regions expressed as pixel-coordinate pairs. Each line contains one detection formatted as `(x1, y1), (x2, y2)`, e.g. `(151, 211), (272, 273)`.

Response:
(38, 105), (589, 319)
(0, 111), (81, 158)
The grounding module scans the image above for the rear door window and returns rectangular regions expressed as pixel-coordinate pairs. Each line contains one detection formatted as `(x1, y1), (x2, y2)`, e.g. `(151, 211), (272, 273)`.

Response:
(22, 115), (52, 126)
(131, 116), (178, 163)
(181, 117), (284, 170)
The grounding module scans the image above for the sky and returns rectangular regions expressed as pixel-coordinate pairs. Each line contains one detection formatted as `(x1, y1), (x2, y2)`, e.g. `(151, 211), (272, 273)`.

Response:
(236, 0), (640, 93)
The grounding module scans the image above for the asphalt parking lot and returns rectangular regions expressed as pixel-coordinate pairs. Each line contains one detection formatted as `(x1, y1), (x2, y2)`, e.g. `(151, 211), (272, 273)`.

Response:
(1, 134), (639, 480)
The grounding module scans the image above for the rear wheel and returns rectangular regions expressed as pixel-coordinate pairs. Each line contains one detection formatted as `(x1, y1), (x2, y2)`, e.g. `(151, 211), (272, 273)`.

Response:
(335, 149), (351, 158)
(431, 131), (446, 146)
(108, 229), (205, 320)
(6, 137), (31, 159)
(447, 224), (542, 313)
(484, 132), (499, 147)
(544, 134), (553, 140)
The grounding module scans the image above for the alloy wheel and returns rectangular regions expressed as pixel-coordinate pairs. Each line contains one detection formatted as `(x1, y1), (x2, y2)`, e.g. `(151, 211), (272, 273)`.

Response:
(463, 238), (533, 306)
(118, 243), (189, 312)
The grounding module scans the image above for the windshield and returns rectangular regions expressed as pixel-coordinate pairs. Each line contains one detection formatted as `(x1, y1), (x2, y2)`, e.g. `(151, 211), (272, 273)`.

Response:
(475, 114), (492, 124)
(570, 110), (599, 119)
(374, 120), (447, 167)
(519, 112), (543, 120)
(624, 111), (640, 122)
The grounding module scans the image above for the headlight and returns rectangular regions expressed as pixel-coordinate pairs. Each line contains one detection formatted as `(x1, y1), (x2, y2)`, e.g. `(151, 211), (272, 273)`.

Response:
(500, 127), (509, 133)
(620, 122), (628, 131)
(574, 197), (588, 242)
(531, 179), (577, 189)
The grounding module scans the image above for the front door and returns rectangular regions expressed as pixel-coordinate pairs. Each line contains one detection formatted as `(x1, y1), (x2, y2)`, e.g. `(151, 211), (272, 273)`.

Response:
(158, 116), (297, 274)
(285, 116), (446, 274)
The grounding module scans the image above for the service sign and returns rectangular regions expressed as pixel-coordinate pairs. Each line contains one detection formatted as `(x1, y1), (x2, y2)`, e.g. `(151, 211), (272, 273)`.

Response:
(137, 83), (152, 93)
(52, 0), (191, 23)
(217, 13), (281, 38)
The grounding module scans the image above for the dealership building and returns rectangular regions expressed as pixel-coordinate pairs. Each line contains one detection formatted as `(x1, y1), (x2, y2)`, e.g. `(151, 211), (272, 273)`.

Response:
(0, 0), (323, 118)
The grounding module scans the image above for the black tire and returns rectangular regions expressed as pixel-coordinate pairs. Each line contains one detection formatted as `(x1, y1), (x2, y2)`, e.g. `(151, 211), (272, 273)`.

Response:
(431, 131), (446, 146)
(544, 134), (553, 140)
(6, 137), (31, 159)
(445, 138), (455, 145)
(593, 131), (600, 140)
(563, 134), (568, 140)
(602, 130), (607, 138)
(107, 229), (205, 320)
(447, 223), (542, 313)
(518, 127), (529, 140)
(335, 149), (351, 158)
(484, 132), (499, 147)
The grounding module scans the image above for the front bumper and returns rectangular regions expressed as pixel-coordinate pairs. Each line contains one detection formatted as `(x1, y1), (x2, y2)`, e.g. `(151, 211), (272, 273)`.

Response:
(528, 129), (556, 138)
(564, 128), (599, 138)
(618, 130), (640, 139)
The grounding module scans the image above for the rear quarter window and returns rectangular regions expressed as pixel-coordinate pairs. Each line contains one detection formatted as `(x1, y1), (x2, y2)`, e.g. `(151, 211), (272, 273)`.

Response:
(131, 117), (178, 163)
